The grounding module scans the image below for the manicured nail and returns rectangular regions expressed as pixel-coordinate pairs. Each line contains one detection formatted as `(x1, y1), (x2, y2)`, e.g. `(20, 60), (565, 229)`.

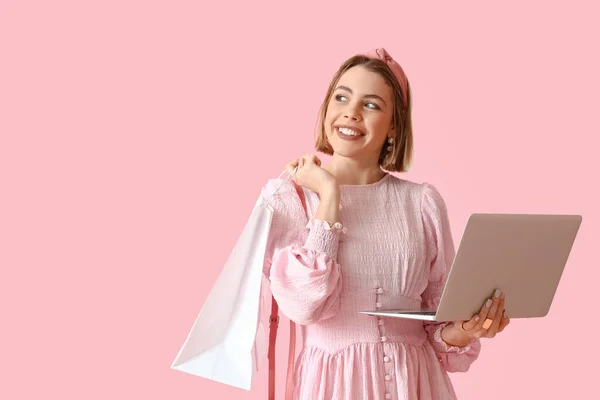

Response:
(475, 316), (480, 322)
(485, 299), (492, 307)
(494, 289), (502, 298)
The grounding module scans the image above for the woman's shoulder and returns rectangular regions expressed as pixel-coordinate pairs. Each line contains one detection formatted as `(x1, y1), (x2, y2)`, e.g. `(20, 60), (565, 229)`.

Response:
(260, 176), (308, 218)
(261, 177), (299, 201)
(386, 174), (447, 208)
(386, 174), (438, 194)
(259, 177), (312, 235)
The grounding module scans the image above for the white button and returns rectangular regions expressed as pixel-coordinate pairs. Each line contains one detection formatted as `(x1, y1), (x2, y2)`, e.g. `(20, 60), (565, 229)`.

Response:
(384, 356), (390, 362)
(377, 287), (384, 294)
(385, 374), (391, 381)
(381, 336), (388, 342)
(385, 394), (392, 399)
(376, 302), (382, 308)
(333, 222), (343, 229)
(378, 319), (385, 326)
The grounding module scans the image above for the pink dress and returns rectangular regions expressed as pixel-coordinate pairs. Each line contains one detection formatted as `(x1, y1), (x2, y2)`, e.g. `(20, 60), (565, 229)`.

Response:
(261, 173), (481, 400)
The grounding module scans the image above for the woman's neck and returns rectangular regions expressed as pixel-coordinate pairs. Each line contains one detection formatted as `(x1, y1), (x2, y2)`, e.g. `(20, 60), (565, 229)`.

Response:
(324, 156), (387, 186)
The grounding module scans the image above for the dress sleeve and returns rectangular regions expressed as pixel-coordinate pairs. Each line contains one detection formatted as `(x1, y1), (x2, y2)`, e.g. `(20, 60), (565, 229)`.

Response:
(260, 178), (344, 326)
(420, 182), (482, 373)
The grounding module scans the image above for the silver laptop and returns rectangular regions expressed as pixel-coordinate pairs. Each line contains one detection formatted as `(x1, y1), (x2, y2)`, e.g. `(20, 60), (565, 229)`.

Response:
(359, 214), (582, 322)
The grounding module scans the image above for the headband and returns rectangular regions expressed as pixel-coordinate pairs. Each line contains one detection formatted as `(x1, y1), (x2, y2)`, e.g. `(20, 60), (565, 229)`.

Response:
(363, 48), (409, 106)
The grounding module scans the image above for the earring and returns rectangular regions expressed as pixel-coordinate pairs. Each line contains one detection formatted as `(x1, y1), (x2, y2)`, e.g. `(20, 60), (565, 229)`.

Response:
(387, 137), (394, 152)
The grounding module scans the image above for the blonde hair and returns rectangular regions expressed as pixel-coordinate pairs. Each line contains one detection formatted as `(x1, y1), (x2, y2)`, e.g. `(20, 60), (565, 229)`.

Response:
(314, 55), (414, 172)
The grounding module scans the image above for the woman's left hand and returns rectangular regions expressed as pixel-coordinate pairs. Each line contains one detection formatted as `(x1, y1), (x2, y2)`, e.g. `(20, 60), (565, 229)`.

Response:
(441, 289), (511, 347)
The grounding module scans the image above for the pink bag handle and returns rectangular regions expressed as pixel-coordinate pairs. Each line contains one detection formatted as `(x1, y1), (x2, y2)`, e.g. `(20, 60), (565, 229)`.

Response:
(268, 299), (297, 400)
(268, 178), (306, 400)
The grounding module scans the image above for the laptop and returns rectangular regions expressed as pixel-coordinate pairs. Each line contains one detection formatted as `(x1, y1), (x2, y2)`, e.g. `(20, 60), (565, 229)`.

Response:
(358, 213), (582, 322)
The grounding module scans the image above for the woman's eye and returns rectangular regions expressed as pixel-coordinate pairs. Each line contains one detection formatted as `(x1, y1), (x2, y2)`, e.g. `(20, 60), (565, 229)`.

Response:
(334, 94), (379, 110)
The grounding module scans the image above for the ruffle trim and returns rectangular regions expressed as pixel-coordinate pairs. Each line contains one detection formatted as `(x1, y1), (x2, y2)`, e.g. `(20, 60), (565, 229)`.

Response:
(306, 218), (347, 234)
(432, 322), (475, 354)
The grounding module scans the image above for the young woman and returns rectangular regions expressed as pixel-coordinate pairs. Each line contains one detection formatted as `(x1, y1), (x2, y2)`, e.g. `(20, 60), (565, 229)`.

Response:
(261, 48), (509, 400)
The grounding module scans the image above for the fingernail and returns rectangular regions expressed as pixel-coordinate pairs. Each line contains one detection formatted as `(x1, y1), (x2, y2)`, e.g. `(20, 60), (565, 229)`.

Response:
(486, 299), (492, 307)
(494, 289), (502, 298)
(501, 291), (505, 299)
(475, 316), (480, 322)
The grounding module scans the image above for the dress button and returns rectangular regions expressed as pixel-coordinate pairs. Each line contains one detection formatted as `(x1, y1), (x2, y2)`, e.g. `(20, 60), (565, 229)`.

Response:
(385, 394), (392, 399)
(378, 319), (385, 326)
(380, 336), (388, 342)
(377, 287), (384, 294)
(385, 375), (391, 381)
(376, 302), (382, 308)
(384, 356), (390, 362)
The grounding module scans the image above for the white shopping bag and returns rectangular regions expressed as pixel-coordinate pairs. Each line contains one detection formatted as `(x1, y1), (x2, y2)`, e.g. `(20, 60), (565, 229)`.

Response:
(171, 168), (296, 391)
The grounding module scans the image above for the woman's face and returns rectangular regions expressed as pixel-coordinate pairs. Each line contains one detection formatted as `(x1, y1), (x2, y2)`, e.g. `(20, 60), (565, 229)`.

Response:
(324, 65), (394, 161)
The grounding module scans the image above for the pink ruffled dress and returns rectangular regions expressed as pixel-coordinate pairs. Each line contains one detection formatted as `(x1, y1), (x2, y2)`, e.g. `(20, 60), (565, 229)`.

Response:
(261, 173), (481, 400)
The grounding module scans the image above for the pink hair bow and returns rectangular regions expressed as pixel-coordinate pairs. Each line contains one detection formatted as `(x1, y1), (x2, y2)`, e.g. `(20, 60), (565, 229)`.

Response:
(363, 48), (409, 106)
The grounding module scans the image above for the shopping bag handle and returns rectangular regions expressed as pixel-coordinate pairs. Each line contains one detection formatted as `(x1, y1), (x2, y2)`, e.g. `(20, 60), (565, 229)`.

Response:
(263, 166), (298, 207)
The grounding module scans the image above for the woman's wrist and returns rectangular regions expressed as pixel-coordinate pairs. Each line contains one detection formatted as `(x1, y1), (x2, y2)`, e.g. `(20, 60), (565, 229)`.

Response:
(314, 182), (340, 226)
(318, 179), (340, 197)
(441, 324), (472, 347)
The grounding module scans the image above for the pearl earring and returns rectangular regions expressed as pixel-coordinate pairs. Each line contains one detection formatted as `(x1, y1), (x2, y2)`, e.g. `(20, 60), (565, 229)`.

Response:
(387, 137), (394, 152)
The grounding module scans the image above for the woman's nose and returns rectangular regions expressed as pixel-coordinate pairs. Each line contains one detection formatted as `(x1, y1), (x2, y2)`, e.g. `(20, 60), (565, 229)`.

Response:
(343, 103), (362, 121)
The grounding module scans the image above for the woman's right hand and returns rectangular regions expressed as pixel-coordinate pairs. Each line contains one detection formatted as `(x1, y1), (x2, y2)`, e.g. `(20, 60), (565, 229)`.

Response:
(285, 154), (339, 195)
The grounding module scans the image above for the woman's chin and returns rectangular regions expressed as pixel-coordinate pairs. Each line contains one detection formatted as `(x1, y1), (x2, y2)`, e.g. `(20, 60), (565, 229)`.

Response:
(331, 147), (365, 158)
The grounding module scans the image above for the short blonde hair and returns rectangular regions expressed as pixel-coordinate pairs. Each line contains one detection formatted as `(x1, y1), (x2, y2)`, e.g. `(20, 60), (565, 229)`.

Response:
(314, 55), (414, 172)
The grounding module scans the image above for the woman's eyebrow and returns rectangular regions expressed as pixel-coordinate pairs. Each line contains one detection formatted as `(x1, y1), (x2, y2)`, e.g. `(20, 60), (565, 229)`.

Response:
(335, 85), (387, 107)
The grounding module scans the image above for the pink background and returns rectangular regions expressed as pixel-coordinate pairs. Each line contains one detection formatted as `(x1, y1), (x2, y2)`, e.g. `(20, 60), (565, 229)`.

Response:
(2, 0), (598, 398)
